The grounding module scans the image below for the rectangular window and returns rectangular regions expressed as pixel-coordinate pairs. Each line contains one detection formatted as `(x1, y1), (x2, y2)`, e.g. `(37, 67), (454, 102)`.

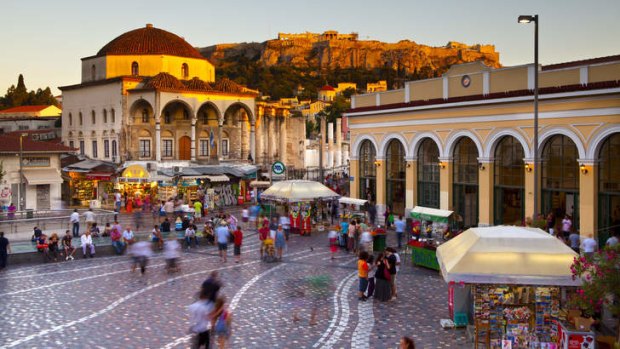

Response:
(162, 139), (173, 157)
(139, 139), (151, 158)
(18, 125), (29, 130)
(104, 140), (110, 158)
(92, 140), (98, 158)
(199, 139), (209, 156)
(79, 140), (85, 155)
(221, 139), (229, 156)
(69, 140), (74, 149)
(112, 140), (117, 157)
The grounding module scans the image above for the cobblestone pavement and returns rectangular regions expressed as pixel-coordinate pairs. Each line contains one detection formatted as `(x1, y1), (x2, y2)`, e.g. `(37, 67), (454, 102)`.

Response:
(0, 226), (468, 349)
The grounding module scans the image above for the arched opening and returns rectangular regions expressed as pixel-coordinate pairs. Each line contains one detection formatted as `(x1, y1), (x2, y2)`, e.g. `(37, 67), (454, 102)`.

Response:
(197, 103), (220, 127)
(493, 136), (525, 225)
(68, 113), (73, 126)
(178, 136), (191, 160)
(111, 109), (115, 123)
(223, 103), (252, 159)
(598, 132), (620, 245)
(358, 140), (377, 202)
(385, 139), (406, 215)
(130, 100), (154, 125)
(103, 109), (107, 124)
(182, 63), (189, 79)
(417, 138), (440, 208)
(131, 62), (139, 76)
(453, 137), (479, 228)
(162, 101), (192, 122)
(541, 135), (579, 230)
(141, 109), (149, 123)
(79, 112), (83, 126)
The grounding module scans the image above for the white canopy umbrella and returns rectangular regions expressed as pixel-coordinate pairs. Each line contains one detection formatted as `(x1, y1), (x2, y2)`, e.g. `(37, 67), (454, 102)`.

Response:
(260, 180), (340, 203)
(338, 197), (368, 206)
(436, 226), (581, 286)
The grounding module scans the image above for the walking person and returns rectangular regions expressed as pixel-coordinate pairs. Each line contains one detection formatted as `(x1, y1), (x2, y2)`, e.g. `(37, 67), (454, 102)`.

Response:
(194, 200), (203, 224)
(114, 190), (122, 213)
(62, 230), (76, 260)
(202, 271), (222, 302)
(80, 230), (96, 258)
(232, 225), (243, 263)
(84, 208), (96, 232)
(241, 206), (249, 230)
(347, 219), (356, 253)
(188, 288), (215, 349)
(581, 234), (598, 260)
(328, 226), (338, 260)
(164, 235), (181, 273)
(394, 215), (406, 249)
(275, 224), (286, 261)
(386, 247), (400, 298)
(279, 213), (291, 241)
(152, 224), (163, 250)
(561, 215), (572, 241)
(0, 231), (10, 271)
(130, 239), (152, 275)
(70, 209), (80, 237)
(211, 296), (233, 349)
(215, 221), (230, 263)
(569, 230), (581, 254)
(373, 252), (392, 302)
(357, 251), (369, 301)
(258, 221), (269, 260)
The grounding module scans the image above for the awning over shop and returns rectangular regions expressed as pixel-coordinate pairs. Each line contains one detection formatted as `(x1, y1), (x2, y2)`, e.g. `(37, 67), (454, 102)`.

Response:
(121, 164), (150, 179)
(410, 206), (453, 223)
(338, 197), (368, 206)
(23, 169), (63, 185)
(205, 175), (229, 183)
(250, 180), (271, 188)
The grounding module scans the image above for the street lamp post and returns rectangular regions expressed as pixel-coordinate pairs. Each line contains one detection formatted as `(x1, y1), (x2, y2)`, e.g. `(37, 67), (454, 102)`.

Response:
(519, 14), (539, 221)
(18, 133), (27, 211)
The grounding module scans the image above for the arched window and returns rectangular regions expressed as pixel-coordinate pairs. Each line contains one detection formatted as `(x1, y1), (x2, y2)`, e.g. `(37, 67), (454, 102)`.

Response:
(111, 109), (115, 123)
(183, 109), (190, 120)
(103, 109), (107, 124)
(131, 61), (139, 76)
(418, 139), (440, 208)
(598, 133), (620, 244)
(142, 109), (149, 123)
(541, 135), (579, 228)
(68, 113), (73, 126)
(164, 111), (172, 124)
(79, 112), (83, 126)
(91, 65), (96, 80)
(359, 140), (377, 202)
(493, 136), (525, 225)
(182, 63), (189, 79)
(453, 137), (479, 228)
(91, 110), (96, 125)
(385, 140), (406, 215)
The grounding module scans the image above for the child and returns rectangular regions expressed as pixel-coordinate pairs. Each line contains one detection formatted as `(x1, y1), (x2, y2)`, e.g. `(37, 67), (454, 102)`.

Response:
(328, 226), (338, 260)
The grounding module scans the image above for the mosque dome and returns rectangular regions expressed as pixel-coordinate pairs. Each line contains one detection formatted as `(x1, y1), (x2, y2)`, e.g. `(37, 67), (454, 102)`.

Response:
(97, 24), (204, 59)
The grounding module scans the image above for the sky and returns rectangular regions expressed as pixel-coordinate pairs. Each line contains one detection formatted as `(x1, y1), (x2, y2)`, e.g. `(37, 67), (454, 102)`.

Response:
(1, 0), (618, 96)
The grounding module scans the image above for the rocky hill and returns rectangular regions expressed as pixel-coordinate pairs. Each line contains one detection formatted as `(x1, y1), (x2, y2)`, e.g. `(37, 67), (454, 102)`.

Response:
(198, 32), (501, 99)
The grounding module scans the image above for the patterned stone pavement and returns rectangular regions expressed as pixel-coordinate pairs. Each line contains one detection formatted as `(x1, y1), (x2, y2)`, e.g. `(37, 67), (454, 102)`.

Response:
(0, 226), (468, 349)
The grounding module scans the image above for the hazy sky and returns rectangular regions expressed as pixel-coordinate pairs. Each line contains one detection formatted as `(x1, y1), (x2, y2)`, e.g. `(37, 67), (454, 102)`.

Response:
(1, 0), (618, 95)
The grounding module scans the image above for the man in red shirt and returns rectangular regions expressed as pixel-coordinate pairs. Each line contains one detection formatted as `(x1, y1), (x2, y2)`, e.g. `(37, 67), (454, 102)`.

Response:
(233, 227), (243, 263)
(258, 222), (270, 259)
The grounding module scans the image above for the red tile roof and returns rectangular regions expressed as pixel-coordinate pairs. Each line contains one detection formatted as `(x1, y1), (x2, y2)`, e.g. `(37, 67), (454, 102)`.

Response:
(0, 135), (76, 153)
(320, 85), (335, 91)
(97, 24), (205, 59)
(347, 80), (620, 114)
(0, 105), (54, 113)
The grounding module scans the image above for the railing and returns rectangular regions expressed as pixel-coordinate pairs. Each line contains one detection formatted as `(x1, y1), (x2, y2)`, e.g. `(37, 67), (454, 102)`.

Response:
(0, 209), (117, 241)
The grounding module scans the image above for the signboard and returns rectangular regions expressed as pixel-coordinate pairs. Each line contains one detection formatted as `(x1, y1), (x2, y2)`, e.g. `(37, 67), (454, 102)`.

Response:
(22, 157), (50, 167)
(271, 161), (286, 180)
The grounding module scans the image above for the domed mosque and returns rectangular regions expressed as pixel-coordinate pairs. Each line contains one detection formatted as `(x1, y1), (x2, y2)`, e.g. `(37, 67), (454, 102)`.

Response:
(60, 24), (305, 203)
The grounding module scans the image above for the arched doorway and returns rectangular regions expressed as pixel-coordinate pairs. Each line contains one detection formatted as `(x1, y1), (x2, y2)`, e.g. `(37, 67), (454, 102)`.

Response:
(541, 135), (579, 229)
(453, 137), (479, 228)
(598, 132), (620, 244)
(417, 138), (440, 208)
(385, 139), (406, 215)
(359, 140), (376, 202)
(493, 136), (525, 225)
(179, 136), (191, 160)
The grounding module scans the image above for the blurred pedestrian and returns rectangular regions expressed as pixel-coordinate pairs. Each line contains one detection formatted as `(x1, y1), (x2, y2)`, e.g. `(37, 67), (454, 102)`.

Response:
(130, 239), (152, 275)
(188, 287), (214, 349)
(152, 224), (163, 250)
(394, 215), (406, 249)
(211, 296), (232, 349)
(201, 271), (222, 302)
(0, 231), (11, 271)
(70, 209), (80, 237)
(328, 226), (338, 260)
(84, 208), (95, 231)
(275, 224), (286, 261)
(215, 221), (230, 263)
(400, 336), (416, 349)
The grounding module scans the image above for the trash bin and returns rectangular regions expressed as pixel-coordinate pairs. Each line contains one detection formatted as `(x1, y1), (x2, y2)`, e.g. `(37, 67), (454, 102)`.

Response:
(373, 234), (386, 252)
(26, 209), (34, 219)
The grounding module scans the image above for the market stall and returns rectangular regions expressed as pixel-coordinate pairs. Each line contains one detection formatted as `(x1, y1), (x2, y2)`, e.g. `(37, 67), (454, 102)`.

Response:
(338, 197), (368, 221)
(260, 180), (340, 235)
(436, 226), (584, 349)
(408, 206), (454, 270)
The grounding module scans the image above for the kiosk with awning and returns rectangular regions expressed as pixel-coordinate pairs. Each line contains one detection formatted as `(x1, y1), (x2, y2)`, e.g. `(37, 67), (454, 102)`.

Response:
(408, 206), (455, 270)
(338, 196), (368, 221)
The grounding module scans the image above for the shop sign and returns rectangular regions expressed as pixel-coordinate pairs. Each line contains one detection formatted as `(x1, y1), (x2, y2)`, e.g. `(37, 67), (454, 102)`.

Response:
(86, 174), (112, 181)
(271, 161), (286, 179)
(22, 157), (50, 167)
(121, 164), (150, 179)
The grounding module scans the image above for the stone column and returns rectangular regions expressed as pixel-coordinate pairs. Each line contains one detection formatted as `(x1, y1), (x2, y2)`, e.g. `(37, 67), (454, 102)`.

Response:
(375, 157), (387, 224)
(578, 160), (597, 238)
(155, 120), (161, 162)
(217, 124), (223, 160)
(405, 157), (417, 215)
(439, 157), (453, 211)
(250, 122), (256, 164)
(279, 115), (287, 163)
(327, 122), (334, 168)
(269, 114), (277, 162)
(350, 158), (359, 199)
(190, 118), (196, 162)
(335, 119), (342, 167)
(319, 117), (326, 168)
(477, 157), (494, 227)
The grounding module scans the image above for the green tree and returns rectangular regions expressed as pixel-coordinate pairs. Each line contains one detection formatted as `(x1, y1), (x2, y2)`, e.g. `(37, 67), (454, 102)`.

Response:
(0, 75), (59, 110)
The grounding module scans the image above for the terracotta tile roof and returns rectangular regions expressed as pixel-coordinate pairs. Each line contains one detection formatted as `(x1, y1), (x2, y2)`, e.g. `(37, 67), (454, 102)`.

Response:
(213, 78), (244, 93)
(96, 24), (204, 59)
(347, 80), (620, 114)
(143, 73), (186, 90)
(542, 54), (620, 71)
(320, 85), (335, 91)
(183, 77), (213, 91)
(0, 105), (53, 113)
(0, 134), (76, 153)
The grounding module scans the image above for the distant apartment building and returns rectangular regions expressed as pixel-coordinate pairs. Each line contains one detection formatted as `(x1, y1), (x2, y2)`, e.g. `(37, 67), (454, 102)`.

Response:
(366, 80), (387, 93)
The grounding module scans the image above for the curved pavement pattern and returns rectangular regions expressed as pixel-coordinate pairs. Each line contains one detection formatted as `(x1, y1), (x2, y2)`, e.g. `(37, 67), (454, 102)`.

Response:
(0, 227), (468, 348)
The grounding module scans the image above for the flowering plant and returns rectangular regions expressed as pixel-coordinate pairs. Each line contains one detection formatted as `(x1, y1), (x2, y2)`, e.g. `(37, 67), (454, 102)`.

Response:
(569, 245), (620, 340)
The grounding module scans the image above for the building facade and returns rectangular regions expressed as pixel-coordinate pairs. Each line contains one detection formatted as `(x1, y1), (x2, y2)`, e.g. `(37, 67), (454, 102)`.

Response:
(345, 56), (620, 240)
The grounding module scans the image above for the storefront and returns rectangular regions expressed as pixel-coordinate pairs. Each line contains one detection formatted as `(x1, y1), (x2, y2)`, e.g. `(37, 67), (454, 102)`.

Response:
(116, 164), (155, 200)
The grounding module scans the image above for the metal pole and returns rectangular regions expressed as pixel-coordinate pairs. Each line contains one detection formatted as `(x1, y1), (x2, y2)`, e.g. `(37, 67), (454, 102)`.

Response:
(18, 135), (24, 211)
(319, 132), (324, 184)
(533, 15), (539, 221)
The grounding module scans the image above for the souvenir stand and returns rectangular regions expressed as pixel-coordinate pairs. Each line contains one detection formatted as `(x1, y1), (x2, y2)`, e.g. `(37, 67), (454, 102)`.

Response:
(337, 197), (368, 222)
(408, 206), (454, 270)
(436, 227), (585, 349)
(259, 180), (340, 236)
